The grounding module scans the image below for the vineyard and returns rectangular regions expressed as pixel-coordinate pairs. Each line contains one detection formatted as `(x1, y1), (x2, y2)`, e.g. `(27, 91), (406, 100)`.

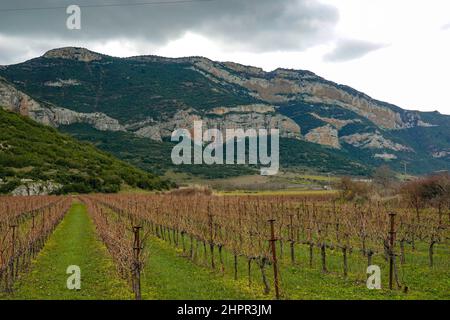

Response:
(1, 193), (449, 299)
(0, 196), (72, 292)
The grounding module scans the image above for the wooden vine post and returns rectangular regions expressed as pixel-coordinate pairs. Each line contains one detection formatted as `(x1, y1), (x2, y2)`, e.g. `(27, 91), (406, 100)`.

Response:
(388, 212), (396, 290)
(132, 226), (142, 300)
(289, 214), (295, 264)
(208, 212), (215, 269)
(268, 219), (280, 300)
(9, 224), (18, 291)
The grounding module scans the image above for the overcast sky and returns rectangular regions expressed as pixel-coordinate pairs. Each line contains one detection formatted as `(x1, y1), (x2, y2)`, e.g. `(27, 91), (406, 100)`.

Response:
(0, 0), (449, 114)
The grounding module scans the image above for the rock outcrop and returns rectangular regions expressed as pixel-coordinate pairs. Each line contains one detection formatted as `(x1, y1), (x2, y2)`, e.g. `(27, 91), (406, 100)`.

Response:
(50, 108), (125, 131)
(207, 104), (276, 115)
(43, 47), (103, 62)
(432, 151), (450, 158)
(305, 125), (340, 149)
(133, 106), (301, 141)
(0, 77), (43, 117)
(310, 112), (361, 130)
(11, 181), (62, 196)
(2, 75), (300, 141)
(340, 132), (413, 152)
(0, 77), (124, 132)
(188, 58), (428, 130)
(44, 79), (81, 87)
(374, 153), (398, 160)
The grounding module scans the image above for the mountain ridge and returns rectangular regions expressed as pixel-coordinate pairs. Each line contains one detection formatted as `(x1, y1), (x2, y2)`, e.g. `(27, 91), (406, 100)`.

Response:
(37, 47), (448, 116)
(0, 47), (448, 177)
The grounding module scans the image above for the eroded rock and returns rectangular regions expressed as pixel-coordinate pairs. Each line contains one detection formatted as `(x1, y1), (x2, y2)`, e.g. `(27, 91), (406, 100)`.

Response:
(11, 181), (62, 196)
(374, 153), (398, 160)
(305, 125), (340, 149)
(43, 47), (103, 62)
(341, 132), (413, 152)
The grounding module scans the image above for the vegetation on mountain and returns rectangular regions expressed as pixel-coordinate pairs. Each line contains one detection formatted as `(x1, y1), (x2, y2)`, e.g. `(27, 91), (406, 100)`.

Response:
(60, 123), (258, 179)
(0, 57), (256, 122)
(0, 109), (172, 194)
(0, 48), (448, 178)
(61, 123), (371, 178)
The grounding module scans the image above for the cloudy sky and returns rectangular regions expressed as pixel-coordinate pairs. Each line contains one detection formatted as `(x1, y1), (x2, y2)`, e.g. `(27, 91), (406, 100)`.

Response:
(0, 0), (449, 114)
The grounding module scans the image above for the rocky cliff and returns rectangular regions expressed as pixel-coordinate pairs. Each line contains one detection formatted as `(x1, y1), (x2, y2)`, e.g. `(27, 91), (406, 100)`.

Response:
(0, 47), (448, 175)
(0, 77), (299, 142)
(0, 77), (124, 131)
(133, 105), (301, 141)
(186, 57), (431, 130)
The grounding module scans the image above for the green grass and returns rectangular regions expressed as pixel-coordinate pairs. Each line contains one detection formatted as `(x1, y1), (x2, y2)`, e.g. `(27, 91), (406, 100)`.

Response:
(277, 241), (450, 300)
(142, 235), (450, 300)
(3, 202), (133, 300)
(295, 174), (340, 182)
(2, 202), (448, 300)
(141, 237), (265, 300)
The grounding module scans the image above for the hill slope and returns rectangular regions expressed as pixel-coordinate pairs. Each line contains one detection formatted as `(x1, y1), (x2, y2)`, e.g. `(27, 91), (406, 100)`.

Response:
(0, 108), (171, 194)
(0, 47), (448, 176)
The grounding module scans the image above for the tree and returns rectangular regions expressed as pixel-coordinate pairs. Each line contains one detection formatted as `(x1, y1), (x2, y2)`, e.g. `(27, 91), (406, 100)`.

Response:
(373, 165), (397, 195)
(338, 177), (371, 201)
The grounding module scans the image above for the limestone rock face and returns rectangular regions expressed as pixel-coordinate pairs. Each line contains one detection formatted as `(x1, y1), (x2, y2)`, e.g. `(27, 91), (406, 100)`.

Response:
(304, 125), (340, 149)
(1, 77), (299, 142)
(2, 48), (446, 163)
(190, 59), (429, 130)
(374, 153), (398, 160)
(0, 77), (124, 132)
(11, 181), (62, 196)
(0, 77), (43, 117)
(51, 108), (125, 131)
(310, 112), (361, 130)
(207, 104), (276, 115)
(44, 79), (81, 87)
(133, 106), (301, 141)
(432, 151), (450, 158)
(340, 132), (413, 152)
(43, 47), (103, 62)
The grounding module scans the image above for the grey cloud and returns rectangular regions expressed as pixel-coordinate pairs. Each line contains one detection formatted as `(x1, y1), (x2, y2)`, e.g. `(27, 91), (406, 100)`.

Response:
(442, 23), (450, 30)
(0, 0), (339, 62)
(324, 38), (387, 63)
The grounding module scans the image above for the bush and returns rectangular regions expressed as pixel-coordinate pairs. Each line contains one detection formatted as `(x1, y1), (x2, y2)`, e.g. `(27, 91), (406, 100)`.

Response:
(337, 176), (372, 201)
(0, 178), (21, 194)
(400, 172), (450, 215)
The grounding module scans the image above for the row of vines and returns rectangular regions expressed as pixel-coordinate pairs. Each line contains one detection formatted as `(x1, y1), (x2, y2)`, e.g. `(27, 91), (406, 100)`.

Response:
(81, 194), (449, 299)
(0, 196), (72, 292)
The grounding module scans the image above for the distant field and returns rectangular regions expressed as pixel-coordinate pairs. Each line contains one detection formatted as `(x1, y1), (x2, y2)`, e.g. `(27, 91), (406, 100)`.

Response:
(218, 189), (338, 196)
(169, 170), (341, 194)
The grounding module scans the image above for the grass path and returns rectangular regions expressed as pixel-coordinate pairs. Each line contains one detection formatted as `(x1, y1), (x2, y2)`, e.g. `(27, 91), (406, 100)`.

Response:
(141, 237), (266, 300)
(6, 202), (132, 300)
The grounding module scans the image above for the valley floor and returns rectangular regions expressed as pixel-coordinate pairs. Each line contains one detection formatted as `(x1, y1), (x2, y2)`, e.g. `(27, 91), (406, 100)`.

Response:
(1, 202), (449, 300)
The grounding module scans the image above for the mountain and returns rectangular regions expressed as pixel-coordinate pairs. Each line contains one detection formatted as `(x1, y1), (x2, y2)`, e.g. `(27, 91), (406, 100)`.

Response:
(0, 108), (171, 195)
(0, 47), (448, 177)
